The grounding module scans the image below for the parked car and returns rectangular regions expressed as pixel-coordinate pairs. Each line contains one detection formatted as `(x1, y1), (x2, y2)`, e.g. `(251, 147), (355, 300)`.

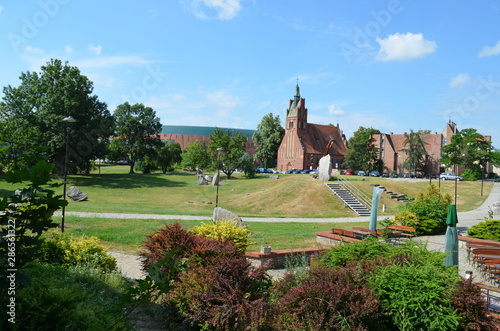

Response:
(440, 173), (464, 181)
(344, 170), (354, 175)
(267, 168), (279, 174)
(357, 170), (366, 176)
(285, 169), (297, 174)
(391, 173), (399, 178)
(402, 173), (411, 178)
(300, 169), (311, 174)
(413, 173), (423, 178)
(381, 172), (389, 177)
(369, 170), (380, 177)
(309, 169), (318, 175)
(425, 173), (437, 179)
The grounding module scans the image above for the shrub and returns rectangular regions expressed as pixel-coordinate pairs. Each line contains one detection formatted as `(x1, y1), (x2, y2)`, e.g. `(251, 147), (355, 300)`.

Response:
(395, 184), (451, 235)
(0, 262), (128, 330)
(141, 221), (200, 274)
(273, 266), (385, 330)
(38, 232), (117, 273)
(467, 220), (500, 241)
(168, 255), (273, 330)
(451, 279), (498, 330)
(461, 169), (481, 181)
(190, 219), (254, 252)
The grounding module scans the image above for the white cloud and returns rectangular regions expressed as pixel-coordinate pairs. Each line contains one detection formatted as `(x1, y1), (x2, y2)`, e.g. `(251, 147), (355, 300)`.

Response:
(89, 44), (103, 55)
(449, 73), (470, 88)
(478, 41), (500, 58)
(65, 44), (74, 54)
(328, 104), (345, 115)
(375, 32), (437, 61)
(188, 0), (241, 20)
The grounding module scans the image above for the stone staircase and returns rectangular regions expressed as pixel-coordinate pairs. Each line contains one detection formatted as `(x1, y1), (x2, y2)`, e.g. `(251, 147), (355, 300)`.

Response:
(325, 183), (371, 216)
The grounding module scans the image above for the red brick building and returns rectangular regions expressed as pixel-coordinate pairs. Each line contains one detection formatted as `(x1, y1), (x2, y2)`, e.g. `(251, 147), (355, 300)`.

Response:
(277, 84), (347, 172)
(373, 120), (466, 175)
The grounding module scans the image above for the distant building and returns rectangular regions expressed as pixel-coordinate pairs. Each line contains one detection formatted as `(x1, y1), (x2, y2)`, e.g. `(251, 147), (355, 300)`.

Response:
(160, 125), (256, 155)
(373, 120), (492, 175)
(277, 84), (348, 172)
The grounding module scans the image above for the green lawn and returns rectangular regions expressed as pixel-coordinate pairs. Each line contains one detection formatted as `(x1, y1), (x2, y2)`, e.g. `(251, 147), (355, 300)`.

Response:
(61, 215), (369, 253)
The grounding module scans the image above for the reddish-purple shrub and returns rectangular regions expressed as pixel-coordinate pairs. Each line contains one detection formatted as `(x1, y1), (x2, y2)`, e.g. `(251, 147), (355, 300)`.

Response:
(273, 266), (385, 330)
(140, 221), (199, 272)
(169, 254), (273, 330)
(451, 279), (498, 330)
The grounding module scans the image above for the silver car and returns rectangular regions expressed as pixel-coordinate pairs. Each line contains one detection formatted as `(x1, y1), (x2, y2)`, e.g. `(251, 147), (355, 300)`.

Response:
(439, 173), (464, 181)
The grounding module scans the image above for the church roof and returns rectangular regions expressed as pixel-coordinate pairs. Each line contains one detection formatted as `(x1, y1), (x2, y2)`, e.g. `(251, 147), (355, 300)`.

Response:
(300, 123), (346, 155)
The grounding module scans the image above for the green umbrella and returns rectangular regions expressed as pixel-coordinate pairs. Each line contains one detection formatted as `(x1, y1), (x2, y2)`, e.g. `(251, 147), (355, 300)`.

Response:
(444, 204), (459, 266)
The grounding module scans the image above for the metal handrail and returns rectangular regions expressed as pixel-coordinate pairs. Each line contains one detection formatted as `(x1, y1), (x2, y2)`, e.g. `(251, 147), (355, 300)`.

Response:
(336, 175), (372, 209)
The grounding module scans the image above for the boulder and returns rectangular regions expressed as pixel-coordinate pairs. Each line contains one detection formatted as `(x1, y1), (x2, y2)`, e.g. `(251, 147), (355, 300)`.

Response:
(197, 175), (208, 185)
(67, 186), (88, 202)
(213, 207), (246, 227)
(317, 155), (332, 181)
(269, 175), (279, 179)
(212, 172), (220, 186)
(204, 175), (213, 182)
(196, 168), (204, 175)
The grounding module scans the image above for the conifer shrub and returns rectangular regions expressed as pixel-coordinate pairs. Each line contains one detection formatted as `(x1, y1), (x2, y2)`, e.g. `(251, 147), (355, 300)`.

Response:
(467, 220), (500, 242)
(190, 219), (254, 252)
(38, 232), (117, 273)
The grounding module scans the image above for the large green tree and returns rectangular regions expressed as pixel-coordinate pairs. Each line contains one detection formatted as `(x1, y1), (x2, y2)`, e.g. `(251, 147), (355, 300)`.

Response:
(112, 102), (162, 174)
(441, 128), (496, 175)
(400, 129), (428, 175)
(0, 59), (113, 173)
(180, 140), (211, 170)
(156, 141), (182, 174)
(343, 127), (381, 172)
(209, 128), (248, 179)
(252, 113), (284, 168)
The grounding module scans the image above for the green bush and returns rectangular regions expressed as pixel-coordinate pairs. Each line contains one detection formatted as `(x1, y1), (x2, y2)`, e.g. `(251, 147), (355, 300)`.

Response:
(467, 220), (500, 241)
(38, 232), (117, 273)
(1, 262), (128, 330)
(368, 264), (461, 330)
(190, 219), (254, 252)
(394, 184), (451, 235)
(461, 169), (481, 181)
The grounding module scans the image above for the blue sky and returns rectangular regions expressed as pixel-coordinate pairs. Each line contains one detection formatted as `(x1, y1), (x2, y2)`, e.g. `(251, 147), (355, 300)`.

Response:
(1, 0), (500, 145)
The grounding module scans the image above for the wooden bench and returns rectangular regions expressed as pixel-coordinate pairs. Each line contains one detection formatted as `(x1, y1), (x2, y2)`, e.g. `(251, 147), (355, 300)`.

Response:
(245, 246), (330, 269)
(316, 230), (361, 247)
(387, 225), (416, 240)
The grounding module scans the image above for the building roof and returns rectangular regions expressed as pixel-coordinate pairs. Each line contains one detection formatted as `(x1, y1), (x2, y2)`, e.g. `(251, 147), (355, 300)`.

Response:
(300, 123), (347, 155)
(161, 125), (255, 138)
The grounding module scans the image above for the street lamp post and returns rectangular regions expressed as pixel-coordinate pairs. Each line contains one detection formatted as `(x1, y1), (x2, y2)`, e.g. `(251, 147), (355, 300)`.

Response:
(454, 164), (458, 205)
(428, 153), (434, 185)
(61, 116), (76, 232)
(215, 147), (223, 207)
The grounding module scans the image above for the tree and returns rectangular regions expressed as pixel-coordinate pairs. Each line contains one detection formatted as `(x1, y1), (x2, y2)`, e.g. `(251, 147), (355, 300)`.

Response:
(113, 102), (162, 174)
(252, 113), (284, 168)
(399, 129), (428, 175)
(343, 127), (381, 171)
(441, 128), (495, 175)
(209, 128), (248, 179)
(180, 140), (211, 170)
(0, 59), (113, 173)
(156, 141), (182, 174)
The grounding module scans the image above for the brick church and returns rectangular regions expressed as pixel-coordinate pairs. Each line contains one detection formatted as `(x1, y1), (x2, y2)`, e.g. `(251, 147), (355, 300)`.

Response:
(277, 84), (348, 172)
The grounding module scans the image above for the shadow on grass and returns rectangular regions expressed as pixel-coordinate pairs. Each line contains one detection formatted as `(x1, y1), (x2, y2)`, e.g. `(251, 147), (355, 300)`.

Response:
(70, 173), (187, 189)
